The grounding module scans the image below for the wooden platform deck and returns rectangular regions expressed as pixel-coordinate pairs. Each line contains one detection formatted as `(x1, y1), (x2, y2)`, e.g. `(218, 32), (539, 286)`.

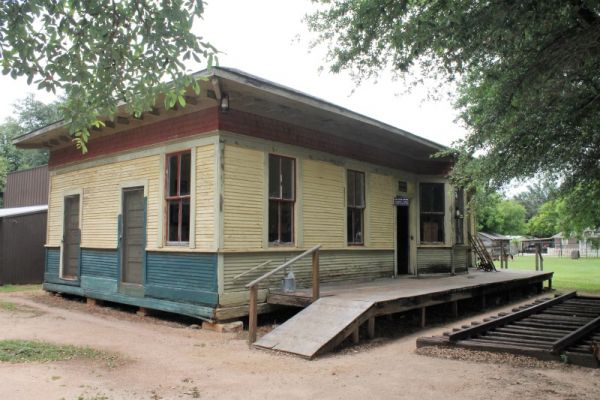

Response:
(255, 269), (553, 359)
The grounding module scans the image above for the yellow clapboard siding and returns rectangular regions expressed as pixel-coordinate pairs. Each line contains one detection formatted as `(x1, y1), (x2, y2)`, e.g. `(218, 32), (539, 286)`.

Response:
(47, 155), (160, 249)
(220, 250), (393, 305)
(223, 144), (265, 250)
(195, 144), (216, 250)
(367, 172), (395, 249)
(302, 159), (345, 248)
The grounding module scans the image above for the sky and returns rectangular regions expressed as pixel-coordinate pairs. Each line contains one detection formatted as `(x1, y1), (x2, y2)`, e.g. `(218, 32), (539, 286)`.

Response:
(0, 0), (468, 148)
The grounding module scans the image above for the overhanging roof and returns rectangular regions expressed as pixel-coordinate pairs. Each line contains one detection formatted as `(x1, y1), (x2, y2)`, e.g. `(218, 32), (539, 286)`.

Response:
(0, 205), (48, 219)
(14, 67), (451, 171)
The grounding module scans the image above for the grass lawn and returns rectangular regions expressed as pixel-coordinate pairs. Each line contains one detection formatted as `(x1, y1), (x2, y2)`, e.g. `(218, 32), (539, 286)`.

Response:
(508, 255), (600, 294)
(0, 340), (116, 364)
(0, 284), (41, 293)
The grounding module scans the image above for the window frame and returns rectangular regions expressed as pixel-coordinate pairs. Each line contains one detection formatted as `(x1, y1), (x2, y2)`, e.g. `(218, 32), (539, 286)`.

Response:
(268, 154), (296, 245)
(347, 169), (365, 246)
(165, 150), (192, 245)
(419, 182), (445, 244)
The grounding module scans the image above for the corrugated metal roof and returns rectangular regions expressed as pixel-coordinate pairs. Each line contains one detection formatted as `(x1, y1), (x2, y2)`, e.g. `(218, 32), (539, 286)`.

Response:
(0, 205), (48, 218)
(478, 232), (511, 241)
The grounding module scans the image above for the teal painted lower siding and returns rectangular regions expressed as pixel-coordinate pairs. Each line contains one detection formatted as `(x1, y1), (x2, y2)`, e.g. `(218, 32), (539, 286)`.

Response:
(44, 248), (218, 319)
(44, 248), (80, 286)
(81, 249), (118, 279)
(146, 252), (218, 305)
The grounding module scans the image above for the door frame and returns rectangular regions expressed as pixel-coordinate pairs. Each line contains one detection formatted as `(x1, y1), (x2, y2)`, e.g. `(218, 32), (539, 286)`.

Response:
(59, 189), (83, 280)
(395, 202), (411, 276)
(118, 181), (148, 295)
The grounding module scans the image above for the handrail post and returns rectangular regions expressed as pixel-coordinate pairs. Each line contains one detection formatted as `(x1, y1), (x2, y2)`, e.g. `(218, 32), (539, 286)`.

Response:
(248, 284), (258, 345)
(312, 249), (320, 302)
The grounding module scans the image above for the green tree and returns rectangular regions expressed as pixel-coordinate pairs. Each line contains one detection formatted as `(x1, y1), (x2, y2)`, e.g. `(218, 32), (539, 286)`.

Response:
(0, 95), (63, 194)
(555, 183), (600, 234)
(308, 0), (600, 228)
(0, 156), (7, 194)
(514, 179), (559, 221)
(475, 188), (527, 235)
(1, 0), (217, 151)
(527, 200), (561, 238)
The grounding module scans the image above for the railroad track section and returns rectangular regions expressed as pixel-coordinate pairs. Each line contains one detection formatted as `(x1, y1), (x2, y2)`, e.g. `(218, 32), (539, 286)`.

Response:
(417, 292), (600, 368)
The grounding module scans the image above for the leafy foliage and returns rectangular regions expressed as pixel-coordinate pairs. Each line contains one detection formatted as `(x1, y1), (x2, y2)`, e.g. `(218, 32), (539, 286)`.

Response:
(524, 181), (600, 237)
(555, 182), (600, 234)
(513, 179), (559, 221)
(308, 0), (600, 229)
(0, 95), (62, 196)
(474, 188), (527, 235)
(527, 200), (562, 237)
(0, 0), (217, 151)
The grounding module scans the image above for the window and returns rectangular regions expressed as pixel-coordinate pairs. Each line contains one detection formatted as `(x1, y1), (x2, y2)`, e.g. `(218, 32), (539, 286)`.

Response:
(347, 170), (365, 245)
(420, 183), (445, 243)
(268, 154), (295, 244)
(454, 187), (465, 244)
(166, 151), (191, 243)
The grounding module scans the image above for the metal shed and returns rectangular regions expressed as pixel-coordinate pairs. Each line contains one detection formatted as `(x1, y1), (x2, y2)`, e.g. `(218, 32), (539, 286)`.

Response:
(477, 232), (511, 261)
(3, 165), (48, 208)
(0, 205), (48, 285)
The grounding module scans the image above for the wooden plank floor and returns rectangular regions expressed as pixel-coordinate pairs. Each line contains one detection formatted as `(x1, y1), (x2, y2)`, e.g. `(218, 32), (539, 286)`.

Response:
(271, 270), (552, 304)
(257, 270), (553, 359)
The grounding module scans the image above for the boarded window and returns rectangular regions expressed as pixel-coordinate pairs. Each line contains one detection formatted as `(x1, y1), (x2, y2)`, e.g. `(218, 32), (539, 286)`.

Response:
(454, 187), (465, 244)
(166, 151), (191, 243)
(420, 183), (445, 243)
(268, 154), (295, 244)
(347, 170), (365, 245)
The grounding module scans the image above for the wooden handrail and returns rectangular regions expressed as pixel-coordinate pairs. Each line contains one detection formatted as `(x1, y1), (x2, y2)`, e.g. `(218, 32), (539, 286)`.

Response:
(233, 260), (272, 281)
(246, 244), (322, 345)
(245, 244), (321, 288)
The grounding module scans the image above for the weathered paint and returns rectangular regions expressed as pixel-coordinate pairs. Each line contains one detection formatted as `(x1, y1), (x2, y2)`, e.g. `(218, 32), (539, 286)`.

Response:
(81, 249), (118, 279)
(47, 155), (160, 249)
(43, 282), (215, 320)
(146, 252), (218, 305)
(44, 247), (79, 286)
(220, 250), (393, 307)
(195, 143), (216, 250)
(417, 247), (452, 273)
(367, 172), (396, 249)
(416, 247), (468, 274)
(49, 107), (219, 167)
(302, 159), (345, 248)
(222, 144), (265, 250)
(219, 109), (451, 175)
(45, 248), (218, 309)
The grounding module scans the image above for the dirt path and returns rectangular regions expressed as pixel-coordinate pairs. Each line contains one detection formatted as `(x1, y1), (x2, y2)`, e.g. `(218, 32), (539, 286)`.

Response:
(0, 291), (598, 400)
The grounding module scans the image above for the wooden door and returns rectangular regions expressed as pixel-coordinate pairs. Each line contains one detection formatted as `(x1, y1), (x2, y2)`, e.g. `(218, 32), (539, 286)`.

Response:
(62, 194), (80, 279)
(121, 187), (145, 285)
(396, 205), (410, 275)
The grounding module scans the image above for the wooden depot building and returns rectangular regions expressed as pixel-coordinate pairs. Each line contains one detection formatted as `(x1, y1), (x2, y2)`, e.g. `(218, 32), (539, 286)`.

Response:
(14, 68), (475, 322)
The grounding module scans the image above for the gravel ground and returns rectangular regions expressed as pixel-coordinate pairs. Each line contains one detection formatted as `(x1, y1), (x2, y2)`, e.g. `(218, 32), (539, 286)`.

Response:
(1, 290), (599, 400)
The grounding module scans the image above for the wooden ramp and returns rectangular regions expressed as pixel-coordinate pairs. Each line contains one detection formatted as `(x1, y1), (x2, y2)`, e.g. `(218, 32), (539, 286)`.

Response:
(254, 297), (374, 359)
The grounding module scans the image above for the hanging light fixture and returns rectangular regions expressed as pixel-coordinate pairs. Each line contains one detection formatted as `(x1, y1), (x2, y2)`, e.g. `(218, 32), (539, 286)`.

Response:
(219, 93), (229, 113)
